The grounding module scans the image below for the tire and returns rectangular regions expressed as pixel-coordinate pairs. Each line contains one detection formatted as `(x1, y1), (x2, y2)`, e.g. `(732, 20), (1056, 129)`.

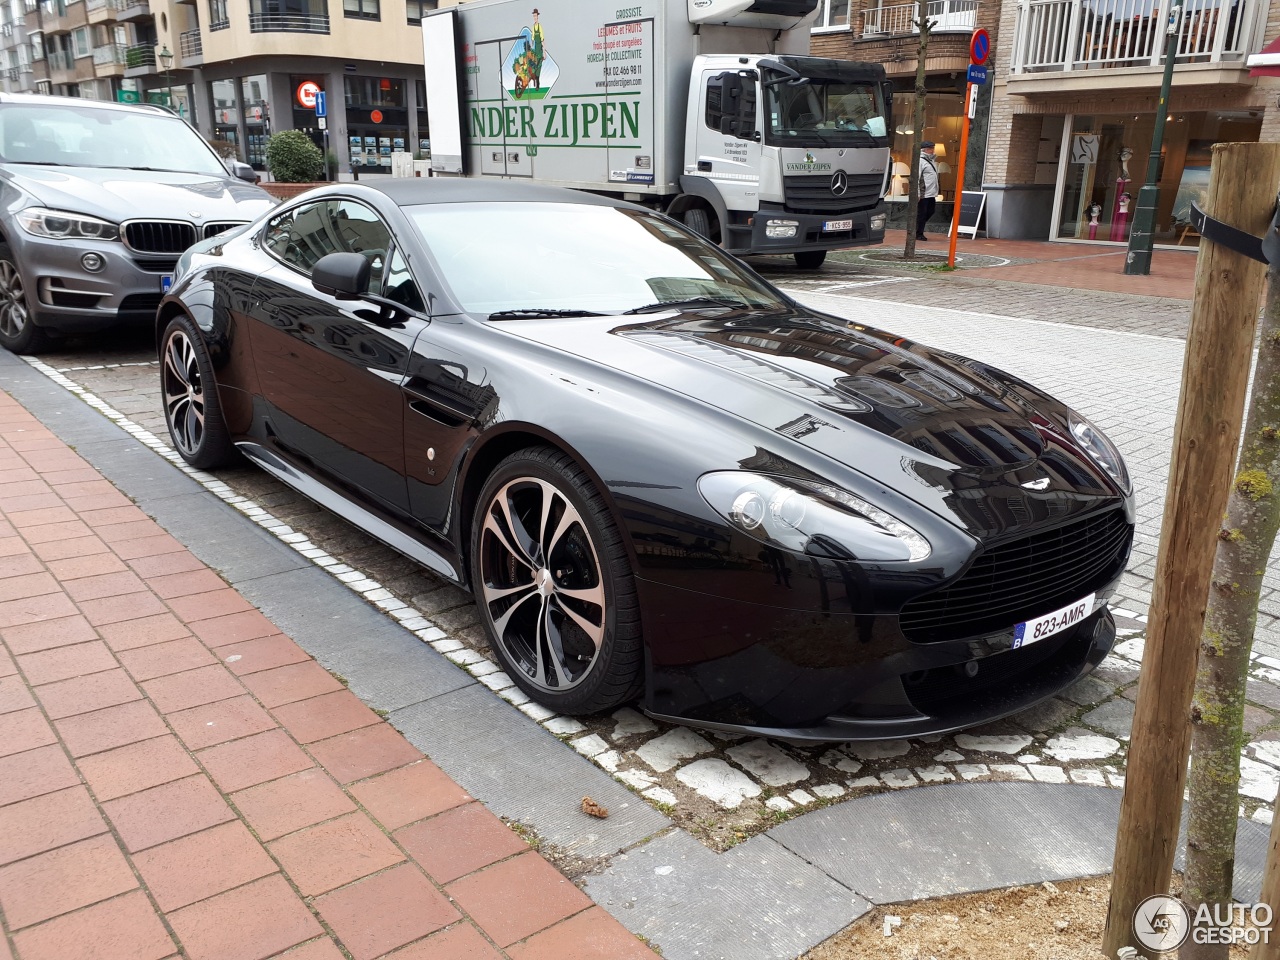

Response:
(160, 315), (237, 469)
(471, 447), (643, 715)
(794, 250), (827, 270)
(683, 206), (713, 240)
(0, 242), (50, 354)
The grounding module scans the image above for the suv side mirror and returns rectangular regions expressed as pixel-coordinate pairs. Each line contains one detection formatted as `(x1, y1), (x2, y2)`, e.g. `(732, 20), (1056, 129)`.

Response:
(312, 252), (371, 300)
(229, 160), (259, 183)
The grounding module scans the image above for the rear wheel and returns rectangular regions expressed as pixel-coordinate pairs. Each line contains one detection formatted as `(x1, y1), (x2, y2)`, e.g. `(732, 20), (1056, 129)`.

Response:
(471, 447), (643, 714)
(683, 206), (713, 240)
(160, 315), (237, 469)
(0, 242), (50, 354)
(794, 250), (828, 270)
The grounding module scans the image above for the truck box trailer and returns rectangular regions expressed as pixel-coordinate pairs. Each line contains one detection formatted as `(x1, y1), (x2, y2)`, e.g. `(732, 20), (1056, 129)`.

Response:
(422, 0), (893, 269)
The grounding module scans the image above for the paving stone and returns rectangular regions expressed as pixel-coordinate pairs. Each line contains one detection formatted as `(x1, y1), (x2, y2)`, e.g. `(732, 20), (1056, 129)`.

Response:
(916, 766), (955, 783)
(990, 764), (1034, 782)
(1043, 734), (1122, 762)
(1082, 698), (1136, 740)
(643, 786), (677, 806)
(1061, 674), (1117, 706)
(610, 707), (657, 740)
(881, 769), (918, 789)
(818, 749), (863, 774)
(674, 759), (761, 809)
(1011, 697), (1078, 733)
(724, 740), (810, 787)
(933, 750), (964, 763)
(1248, 678), (1280, 713)
(954, 734), (1033, 755)
(543, 716), (586, 736)
(1240, 757), (1280, 803)
(1027, 765), (1069, 784)
(1070, 769), (1107, 786)
(845, 739), (910, 761)
(571, 734), (610, 758)
(636, 728), (715, 774)
(765, 796), (794, 813)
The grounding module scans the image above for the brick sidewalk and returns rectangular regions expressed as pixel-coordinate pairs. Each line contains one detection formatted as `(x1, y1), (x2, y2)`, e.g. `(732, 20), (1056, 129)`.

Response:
(0, 387), (656, 960)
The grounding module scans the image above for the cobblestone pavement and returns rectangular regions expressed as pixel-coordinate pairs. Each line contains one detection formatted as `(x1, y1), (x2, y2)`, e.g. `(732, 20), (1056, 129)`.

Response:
(16, 270), (1280, 850)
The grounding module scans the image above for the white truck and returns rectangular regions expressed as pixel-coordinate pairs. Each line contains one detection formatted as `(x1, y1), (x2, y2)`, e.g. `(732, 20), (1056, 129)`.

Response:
(421, 0), (893, 269)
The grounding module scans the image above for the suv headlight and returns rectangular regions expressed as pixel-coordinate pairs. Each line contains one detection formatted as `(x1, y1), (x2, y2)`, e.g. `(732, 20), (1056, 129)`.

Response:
(16, 207), (121, 242)
(1070, 412), (1130, 493)
(698, 471), (931, 562)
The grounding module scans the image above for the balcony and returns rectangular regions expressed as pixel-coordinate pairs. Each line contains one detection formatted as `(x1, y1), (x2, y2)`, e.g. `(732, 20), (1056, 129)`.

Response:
(862, 0), (980, 35)
(85, 0), (123, 22)
(122, 40), (154, 76)
(92, 40), (125, 75)
(46, 48), (71, 71)
(115, 0), (152, 22)
(248, 10), (329, 31)
(1010, 0), (1265, 89)
(178, 27), (200, 59)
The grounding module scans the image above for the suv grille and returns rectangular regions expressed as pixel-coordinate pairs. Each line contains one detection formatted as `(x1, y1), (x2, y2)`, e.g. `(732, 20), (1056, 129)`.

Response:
(203, 221), (247, 239)
(784, 172), (883, 214)
(898, 509), (1133, 644)
(123, 221), (198, 255)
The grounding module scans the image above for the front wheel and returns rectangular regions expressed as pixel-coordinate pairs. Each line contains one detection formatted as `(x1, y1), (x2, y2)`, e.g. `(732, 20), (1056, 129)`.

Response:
(160, 315), (237, 469)
(0, 242), (50, 354)
(471, 447), (643, 715)
(794, 250), (827, 270)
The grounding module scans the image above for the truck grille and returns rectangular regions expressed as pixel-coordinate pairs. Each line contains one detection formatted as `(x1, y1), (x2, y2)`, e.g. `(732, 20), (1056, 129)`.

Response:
(898, 509), (1133, 644)
(123, 221), (198, 255)
(784, 172), (883, 214)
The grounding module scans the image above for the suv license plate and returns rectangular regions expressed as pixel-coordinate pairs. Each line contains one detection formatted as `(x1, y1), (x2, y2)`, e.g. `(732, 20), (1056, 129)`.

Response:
(1012, 593), (1096, 649)
(160, 274), (173, 293)
(823, 219), (853, 232)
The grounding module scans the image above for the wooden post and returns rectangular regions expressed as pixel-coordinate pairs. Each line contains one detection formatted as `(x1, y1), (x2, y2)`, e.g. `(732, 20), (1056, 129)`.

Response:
(1103, 141), (1280, 956)
(1251, 781), (1280, 959)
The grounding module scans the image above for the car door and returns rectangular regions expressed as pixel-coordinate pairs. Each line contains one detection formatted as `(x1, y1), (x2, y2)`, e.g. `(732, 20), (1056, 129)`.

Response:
(248, 197), (426, 513)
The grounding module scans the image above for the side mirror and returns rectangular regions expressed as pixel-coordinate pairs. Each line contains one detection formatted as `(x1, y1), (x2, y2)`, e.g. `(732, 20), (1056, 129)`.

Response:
(230, 160), (258, 183)
(312, 252), (371, 300)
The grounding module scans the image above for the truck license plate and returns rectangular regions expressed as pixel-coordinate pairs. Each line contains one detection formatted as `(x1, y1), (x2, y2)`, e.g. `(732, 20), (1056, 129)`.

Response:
(1012, 593), (1096, 649)
(823, 219), (853, 232)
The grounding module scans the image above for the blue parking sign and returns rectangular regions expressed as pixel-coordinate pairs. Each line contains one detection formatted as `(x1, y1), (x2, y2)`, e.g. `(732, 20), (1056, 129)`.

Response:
(967, 64), (989, 84)
(315, 91), (327, 118)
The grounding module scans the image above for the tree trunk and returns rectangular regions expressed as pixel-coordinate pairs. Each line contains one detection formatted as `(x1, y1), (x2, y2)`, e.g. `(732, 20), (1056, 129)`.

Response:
(1186, 251), (1280, 960)
(902, 14), (931, 260)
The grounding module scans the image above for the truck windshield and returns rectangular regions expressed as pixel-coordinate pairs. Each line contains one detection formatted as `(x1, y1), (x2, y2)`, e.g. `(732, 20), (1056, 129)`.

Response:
(406, 202), (787, 318)
(764, 75), (888, 147)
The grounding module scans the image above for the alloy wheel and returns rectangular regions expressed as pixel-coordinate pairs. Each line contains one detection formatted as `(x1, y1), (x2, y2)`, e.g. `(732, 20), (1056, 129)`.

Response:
(0, 259), (29, 340)
(162, 329), (206, 457)
(478, 477), (606, 692)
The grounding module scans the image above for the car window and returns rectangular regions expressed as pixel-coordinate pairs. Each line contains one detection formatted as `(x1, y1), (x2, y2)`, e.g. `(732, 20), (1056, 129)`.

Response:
(262, 200), (340, 274)
(380, 246), (425, 313)
(331, 201), (392, 291)
(0, 103), (227, 175)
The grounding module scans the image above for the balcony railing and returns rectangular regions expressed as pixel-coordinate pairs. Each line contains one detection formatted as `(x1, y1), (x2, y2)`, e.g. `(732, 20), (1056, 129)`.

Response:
(46, 48), (71, 70)
(1012, 0), (1263, 72)
(179, 27), (200, 57)
(863, 0), (980, 35)
(85, 0), (124, 12)
(92, 41), (125, 64)
(248, 10), (329, 32)
(124, 41), (154, 67)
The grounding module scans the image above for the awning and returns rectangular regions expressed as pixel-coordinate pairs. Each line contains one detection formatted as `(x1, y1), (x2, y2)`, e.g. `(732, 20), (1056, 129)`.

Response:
(1248, 35), (1280, 76)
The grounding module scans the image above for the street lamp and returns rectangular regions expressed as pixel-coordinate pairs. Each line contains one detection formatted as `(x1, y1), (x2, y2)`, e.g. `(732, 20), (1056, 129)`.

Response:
(157, 44), (172, 109)
(1123, 3), (1181, 276)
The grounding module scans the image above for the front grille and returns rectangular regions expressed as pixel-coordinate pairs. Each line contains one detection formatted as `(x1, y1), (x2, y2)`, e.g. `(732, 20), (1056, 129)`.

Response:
(899, 508), (1133, 643)
(203, 221), (247, 239)
(133, 257), (179, 273)
(784, 172), (883, 214)
(123, 221), (198, 255)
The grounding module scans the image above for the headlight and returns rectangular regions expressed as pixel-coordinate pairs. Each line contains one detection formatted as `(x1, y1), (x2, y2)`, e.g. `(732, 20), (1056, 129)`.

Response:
(698, 471), (931, 562)
(16, 207), (120, 242)
(766, 219), (799, 239)
(871, 213), (887, 231)
(1070, 412), (1130, 493)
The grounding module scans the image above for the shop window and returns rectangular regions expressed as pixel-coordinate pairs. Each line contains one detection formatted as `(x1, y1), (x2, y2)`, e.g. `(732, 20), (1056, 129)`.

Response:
(812, 0), (850, 31)
(888, 91), (963, 202)
(343, 0), (378, 19)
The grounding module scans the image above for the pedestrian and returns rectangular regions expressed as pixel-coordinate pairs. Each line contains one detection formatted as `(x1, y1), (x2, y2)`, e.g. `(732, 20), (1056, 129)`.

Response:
(916, 141), (939, 241)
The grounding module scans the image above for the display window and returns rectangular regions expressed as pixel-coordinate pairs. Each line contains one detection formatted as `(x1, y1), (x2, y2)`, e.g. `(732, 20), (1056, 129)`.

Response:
(1055, 110), (1262, 246)
(887, 91), (965, 202)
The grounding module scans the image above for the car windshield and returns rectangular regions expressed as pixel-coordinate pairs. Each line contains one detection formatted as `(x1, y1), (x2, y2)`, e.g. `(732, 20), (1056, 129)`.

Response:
(405, 202), (787, 317)
(765, 75), (888, 146)
(0, 103), (228, 175)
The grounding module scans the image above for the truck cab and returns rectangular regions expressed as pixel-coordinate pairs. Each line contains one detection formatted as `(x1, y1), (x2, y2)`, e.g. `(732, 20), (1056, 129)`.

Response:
(680, 54), (893, 268)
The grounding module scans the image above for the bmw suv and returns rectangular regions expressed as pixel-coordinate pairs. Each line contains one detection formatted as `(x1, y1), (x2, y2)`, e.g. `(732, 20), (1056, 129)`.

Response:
(0, 93), (276, 353)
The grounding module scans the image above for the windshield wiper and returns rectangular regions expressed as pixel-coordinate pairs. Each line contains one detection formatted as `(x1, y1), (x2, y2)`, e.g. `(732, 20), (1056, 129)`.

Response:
(487, 308), (602, 320)
(623, 297), (754, 315)
(1, 159), (71, 166)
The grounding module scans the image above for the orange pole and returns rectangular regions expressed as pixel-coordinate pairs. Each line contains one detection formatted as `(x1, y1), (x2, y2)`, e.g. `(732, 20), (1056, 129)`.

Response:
(946, 82), (974, 268)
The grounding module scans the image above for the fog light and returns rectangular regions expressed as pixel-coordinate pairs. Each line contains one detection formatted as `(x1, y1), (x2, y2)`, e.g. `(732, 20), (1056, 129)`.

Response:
(80, 252), (105, 273)
(870, 214), (887, 231)
(765, 219), (799, 239)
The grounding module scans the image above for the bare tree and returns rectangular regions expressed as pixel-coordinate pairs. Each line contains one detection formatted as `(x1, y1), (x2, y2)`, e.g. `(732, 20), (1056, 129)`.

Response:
(902, 11), (933, 261)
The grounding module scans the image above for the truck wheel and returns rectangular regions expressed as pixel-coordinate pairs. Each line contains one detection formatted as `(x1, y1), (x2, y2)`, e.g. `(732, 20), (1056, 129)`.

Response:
(794, 250), (827, 270)
(683, 206), (713, 240)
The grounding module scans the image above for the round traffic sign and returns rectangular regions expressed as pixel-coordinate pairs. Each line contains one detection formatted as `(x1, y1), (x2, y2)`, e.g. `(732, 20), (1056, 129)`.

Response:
(970, 29), (990, 65)
(296, 80), (320, 109)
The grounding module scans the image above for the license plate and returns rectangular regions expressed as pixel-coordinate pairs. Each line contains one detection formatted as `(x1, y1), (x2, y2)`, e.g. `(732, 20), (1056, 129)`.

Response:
(1012, 593), (1096, 649)
(823, 219), (853, 232)
(160, 274), (173, 294)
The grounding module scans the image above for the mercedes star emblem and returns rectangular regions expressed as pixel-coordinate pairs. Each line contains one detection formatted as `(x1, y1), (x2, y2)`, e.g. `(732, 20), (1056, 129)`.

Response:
(830, 171), (849, 196)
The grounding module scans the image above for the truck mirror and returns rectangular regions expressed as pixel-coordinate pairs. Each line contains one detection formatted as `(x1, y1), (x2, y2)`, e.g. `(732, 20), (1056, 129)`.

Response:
(720, 114), (739, 136)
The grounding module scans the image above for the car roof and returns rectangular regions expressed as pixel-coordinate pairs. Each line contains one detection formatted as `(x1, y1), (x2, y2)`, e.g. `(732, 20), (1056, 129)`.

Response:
(362, 176), (632, 209)
(0, 92), (172, 117)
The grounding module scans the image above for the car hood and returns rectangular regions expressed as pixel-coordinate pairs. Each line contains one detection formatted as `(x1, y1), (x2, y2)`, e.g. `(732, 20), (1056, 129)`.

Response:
(498, 308), (1125, 540)
(0, 164), (275, 222)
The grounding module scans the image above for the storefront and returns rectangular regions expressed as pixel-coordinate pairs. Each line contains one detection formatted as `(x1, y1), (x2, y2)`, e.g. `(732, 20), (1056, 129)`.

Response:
(1044, 109), (1263, 246)
(883, 83), (970, 230)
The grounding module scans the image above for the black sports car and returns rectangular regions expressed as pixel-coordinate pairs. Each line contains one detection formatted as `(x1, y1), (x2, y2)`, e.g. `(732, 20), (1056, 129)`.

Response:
(158, 178), (1135, 742)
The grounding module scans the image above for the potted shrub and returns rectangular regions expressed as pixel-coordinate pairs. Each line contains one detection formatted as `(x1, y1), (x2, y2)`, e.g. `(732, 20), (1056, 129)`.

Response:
(262, 130), (325, 200)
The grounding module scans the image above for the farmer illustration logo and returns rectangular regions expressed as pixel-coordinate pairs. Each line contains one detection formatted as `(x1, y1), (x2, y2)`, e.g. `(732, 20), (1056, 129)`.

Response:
(501, 8), (560, 100)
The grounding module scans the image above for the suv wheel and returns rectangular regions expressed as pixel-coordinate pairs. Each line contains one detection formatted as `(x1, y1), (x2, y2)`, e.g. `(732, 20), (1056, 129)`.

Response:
(0, 243), (50, 354)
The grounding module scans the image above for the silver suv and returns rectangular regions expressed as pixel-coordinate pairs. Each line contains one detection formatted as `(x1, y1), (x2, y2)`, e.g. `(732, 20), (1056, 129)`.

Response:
(0, 93), (276, 353)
